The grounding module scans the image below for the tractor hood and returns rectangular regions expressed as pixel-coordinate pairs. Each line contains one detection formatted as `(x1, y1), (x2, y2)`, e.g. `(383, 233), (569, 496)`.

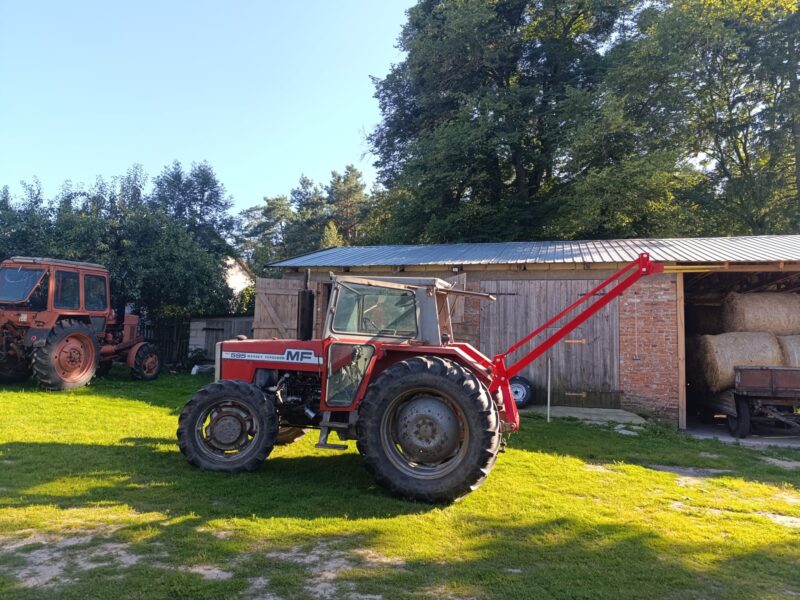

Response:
(216, 338), (324, 382)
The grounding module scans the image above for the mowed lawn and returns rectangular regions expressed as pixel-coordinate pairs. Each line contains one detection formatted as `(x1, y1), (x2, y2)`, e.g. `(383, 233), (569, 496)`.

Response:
(0, 372), (799, 600)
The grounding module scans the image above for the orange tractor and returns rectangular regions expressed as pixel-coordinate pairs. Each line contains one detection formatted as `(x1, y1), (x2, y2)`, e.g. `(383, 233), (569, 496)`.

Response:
(0, 257), (161, 390)
(178, 254), (662, 502)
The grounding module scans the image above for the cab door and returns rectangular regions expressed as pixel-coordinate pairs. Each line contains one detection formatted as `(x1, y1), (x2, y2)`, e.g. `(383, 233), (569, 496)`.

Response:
(82, 272), (110, 334)
(323, 341), (376, 409)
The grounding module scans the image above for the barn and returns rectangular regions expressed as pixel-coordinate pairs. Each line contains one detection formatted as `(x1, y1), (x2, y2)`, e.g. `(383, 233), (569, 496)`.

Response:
(258, 234), (800, 429)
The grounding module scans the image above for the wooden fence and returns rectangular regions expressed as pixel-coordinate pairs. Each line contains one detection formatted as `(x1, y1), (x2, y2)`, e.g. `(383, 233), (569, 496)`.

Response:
(140, 320), (190, 365)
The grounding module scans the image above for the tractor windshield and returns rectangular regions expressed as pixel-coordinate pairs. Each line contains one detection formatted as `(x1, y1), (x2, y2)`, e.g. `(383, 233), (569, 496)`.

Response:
(0, 267), (45, 304)
(333, 282), (417, 338)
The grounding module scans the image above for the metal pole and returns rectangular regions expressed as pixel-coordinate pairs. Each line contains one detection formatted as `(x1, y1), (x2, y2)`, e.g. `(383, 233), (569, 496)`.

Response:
(547, 355), (551, 423)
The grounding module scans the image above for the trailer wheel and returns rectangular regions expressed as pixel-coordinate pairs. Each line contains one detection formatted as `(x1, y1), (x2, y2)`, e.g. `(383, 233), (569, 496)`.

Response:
(0, 357), (32, 384)
(32, 320), (99, 390)
(131, 343), (161, 381)
(509, 376), (534, 408)
(356, 356), (501, 503)
(276, 426), (307, 445)
(177, 380), (278, 472)
(727, 396), (751, 438)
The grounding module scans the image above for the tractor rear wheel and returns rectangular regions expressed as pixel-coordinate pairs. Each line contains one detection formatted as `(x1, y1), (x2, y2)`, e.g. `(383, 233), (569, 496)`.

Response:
(356, 356), (501, 503)
(32, 320), (99, 390)
(0, 356), (32, 384)
(131, 343), (161, 381)
(177, 380), (278, 472)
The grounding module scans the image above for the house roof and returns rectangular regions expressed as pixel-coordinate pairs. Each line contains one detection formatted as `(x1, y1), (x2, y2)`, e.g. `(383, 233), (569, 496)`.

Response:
(271, 235), (800, 268)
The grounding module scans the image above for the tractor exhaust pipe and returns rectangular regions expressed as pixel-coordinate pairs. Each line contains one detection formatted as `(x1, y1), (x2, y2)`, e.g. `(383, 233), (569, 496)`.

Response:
(297, 269), (315, 341)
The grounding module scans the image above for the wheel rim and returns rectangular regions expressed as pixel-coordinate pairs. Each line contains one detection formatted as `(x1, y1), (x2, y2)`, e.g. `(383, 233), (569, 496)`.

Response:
(380, 388), (469, 480)
(54, 334), (95, 382)
(510, 383), (527, 404)
(142, 353), (159, 376)
(194, 400), (261, 462)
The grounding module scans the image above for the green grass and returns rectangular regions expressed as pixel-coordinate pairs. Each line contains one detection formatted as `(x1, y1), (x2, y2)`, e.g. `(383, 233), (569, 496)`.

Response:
(0, 370), (799, 599)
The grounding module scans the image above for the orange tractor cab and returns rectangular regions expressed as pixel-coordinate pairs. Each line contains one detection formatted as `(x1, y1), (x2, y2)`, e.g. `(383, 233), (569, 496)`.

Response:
(0, 257), (161, 389)
(178, 254), (662, 502)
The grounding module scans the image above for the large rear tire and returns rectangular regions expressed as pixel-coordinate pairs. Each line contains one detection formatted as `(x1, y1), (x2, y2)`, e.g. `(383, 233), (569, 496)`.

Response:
(32, 320), (99, 390)
(356, 356), (502, 503)
(0, 356), (32, 384)
(131, 343), (161, 381)
(177, 380), (278, 472)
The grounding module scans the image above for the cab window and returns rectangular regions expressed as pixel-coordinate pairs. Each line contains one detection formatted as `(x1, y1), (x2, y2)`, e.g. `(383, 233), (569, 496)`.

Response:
(54, 271), (79, 310)
(332, 283), (417, 338)
(84, 275), (108, 311)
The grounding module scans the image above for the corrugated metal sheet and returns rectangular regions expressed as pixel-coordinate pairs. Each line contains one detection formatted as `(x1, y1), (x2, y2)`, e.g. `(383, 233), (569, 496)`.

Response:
(271, 235), (800, 268)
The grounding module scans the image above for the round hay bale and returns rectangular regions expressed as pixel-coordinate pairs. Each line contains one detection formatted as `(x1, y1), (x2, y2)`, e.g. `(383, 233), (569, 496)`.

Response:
(696, 332), (784, 392)
(778, 335), (800, 367)
(722, 292), (800, 334)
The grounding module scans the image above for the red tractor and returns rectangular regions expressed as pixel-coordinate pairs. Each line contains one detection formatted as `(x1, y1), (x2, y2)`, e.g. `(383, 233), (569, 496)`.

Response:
(0, 257), (161, 390)
(178, 254), (662, 502)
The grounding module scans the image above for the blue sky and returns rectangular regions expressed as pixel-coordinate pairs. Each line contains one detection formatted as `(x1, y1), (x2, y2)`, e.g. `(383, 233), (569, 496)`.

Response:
(0, 1), (413, 211)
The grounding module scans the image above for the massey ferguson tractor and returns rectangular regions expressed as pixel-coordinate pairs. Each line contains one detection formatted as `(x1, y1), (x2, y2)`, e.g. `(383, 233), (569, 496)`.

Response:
(0, 256), (161, 390)
(178, 254), (662, 502)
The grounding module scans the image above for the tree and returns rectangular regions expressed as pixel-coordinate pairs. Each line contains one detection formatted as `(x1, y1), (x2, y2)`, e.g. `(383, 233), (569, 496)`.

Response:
(326, 165), (369, 244)
(320, 221), (346, 248)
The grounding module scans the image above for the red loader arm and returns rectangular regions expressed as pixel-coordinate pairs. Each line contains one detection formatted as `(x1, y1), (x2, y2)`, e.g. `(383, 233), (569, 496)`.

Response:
(489, 253), (663, 428)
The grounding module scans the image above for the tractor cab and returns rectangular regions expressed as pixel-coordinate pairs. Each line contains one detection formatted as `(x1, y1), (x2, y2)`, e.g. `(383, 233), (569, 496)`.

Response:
(323, 275), (480, 345)
(0, 256), (112, 329)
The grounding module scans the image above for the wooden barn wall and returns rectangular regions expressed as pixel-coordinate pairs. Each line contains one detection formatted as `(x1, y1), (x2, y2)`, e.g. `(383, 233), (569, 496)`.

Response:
(253, 278), (304, 339)
(479, 278), (620, 408)
(188, 317), (253, 359)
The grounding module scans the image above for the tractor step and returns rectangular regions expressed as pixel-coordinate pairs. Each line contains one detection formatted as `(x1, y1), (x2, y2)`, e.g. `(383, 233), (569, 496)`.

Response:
(314, 411), (350, 450)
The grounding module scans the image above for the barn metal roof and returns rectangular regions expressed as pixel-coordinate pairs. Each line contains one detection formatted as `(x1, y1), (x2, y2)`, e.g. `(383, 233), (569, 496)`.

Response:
(271, 235), (800, 268)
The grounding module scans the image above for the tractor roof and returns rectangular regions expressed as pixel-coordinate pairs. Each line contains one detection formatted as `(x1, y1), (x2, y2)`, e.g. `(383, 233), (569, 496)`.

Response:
(5, 256), (107, 271)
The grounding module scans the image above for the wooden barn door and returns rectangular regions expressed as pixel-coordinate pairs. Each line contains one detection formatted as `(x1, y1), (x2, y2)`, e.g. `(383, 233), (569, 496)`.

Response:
(480, 279), (620, 408)
(253, 278), (304, 339)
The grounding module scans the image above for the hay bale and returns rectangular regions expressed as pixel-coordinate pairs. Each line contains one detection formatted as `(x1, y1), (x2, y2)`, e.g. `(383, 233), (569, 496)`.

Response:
(722, 292), (800, 334)
(694, 332), (784, 392)
(685, 304), (723, 335)
(778, 335), (800, 367)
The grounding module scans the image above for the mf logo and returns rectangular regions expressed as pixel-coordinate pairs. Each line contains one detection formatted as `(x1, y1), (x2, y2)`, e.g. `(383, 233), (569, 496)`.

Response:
(284, 349), (315, 362)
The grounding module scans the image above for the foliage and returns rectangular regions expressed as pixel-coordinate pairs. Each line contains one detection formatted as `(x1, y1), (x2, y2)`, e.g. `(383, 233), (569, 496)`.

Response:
(0, 372), (799, 598)
(363, 0), (800, 243)
(0, 163), (234, 318)
(232, 284), (256, 316)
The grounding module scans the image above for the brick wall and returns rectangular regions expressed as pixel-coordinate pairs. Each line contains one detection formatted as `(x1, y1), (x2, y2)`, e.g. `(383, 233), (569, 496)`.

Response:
(618, 274), (680, 421)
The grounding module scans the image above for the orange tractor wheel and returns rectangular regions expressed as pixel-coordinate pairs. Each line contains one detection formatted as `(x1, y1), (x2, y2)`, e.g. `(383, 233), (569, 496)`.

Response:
(32, 320), (99, 390)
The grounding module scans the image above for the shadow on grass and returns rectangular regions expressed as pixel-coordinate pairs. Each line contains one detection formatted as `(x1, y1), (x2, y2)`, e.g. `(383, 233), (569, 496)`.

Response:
(0, 438), (429, 523)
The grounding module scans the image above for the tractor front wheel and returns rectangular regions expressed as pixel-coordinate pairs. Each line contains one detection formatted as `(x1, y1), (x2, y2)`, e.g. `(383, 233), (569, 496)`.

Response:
(177, 380), (278, 472)
(356, 356), (501, 503)
(131, 343), (161, 381)
(32, 320), (99, 390)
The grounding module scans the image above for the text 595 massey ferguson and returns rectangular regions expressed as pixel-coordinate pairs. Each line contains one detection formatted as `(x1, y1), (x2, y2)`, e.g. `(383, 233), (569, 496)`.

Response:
(178, 254), (662, 502)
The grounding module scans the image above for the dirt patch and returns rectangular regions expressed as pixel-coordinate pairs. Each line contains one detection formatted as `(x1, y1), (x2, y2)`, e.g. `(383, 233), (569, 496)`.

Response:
(584, 464), (616, 473)
(756, 512), (800, 528)
(185, 564), (234, 580)
(776, 492), (800, 505)
(647, 465), (731, 478)
(760, 456), (800, 470)
(263, 540), (401, 599)
(0, 534), (142, 588)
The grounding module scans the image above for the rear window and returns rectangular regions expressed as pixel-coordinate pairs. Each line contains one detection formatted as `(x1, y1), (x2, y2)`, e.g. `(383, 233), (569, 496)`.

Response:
(0, 268), (44, 303)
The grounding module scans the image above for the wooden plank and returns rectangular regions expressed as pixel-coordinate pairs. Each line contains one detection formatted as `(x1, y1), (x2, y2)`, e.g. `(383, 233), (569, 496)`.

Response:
(677, 272), (687, 430)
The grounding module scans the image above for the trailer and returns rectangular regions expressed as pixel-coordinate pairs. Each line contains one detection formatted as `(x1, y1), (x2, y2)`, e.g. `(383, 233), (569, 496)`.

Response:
(707, 366), (800, 437)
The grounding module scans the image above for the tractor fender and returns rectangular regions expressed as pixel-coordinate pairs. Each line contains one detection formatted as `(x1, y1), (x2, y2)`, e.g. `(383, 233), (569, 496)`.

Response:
(23, 327), (50, 348)
(127, 341), (148, 368)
